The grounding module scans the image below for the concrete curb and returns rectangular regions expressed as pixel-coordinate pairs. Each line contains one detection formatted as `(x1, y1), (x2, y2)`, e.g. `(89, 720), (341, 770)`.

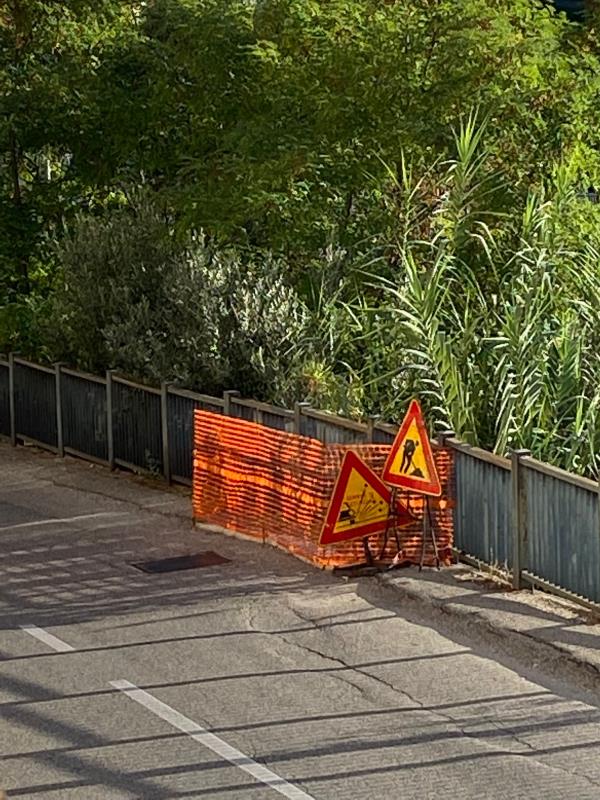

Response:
(355, 569), (600, 699)
(49, 474), (193, 523)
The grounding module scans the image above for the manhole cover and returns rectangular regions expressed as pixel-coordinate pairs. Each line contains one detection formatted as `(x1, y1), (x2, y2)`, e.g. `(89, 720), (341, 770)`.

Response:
(132, 551), (231, 574)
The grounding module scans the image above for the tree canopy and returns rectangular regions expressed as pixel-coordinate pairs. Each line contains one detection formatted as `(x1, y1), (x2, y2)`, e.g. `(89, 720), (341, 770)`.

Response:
(4, 0), (600, 471)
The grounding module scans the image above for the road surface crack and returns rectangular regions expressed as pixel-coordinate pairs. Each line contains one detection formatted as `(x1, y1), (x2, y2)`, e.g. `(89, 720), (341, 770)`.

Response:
(244, 598), (600, 790)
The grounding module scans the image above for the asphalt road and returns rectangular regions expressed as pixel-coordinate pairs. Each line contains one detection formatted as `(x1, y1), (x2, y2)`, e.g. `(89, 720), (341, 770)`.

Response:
(2, 443), (600, 799)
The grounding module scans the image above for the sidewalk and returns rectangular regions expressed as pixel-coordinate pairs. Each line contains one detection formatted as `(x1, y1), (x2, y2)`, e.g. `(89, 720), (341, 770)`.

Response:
(0, 439), (191, 522)
(360, 564), (600, 697)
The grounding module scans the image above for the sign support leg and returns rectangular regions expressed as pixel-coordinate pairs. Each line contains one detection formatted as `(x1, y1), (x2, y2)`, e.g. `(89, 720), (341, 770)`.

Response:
(419, 497), (441, 571)
(396, 491), (409, 553)
(362, 536), (374, 566)
(378, 487), (396, 560)
(378, 488), (406, 565)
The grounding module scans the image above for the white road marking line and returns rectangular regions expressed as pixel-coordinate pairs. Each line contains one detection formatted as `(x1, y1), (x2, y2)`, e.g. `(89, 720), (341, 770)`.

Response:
(110, 679), (316, 800)
(20, 624), (75, 652)
(1, 480), (51, 492)
(0, 512), (126, 532)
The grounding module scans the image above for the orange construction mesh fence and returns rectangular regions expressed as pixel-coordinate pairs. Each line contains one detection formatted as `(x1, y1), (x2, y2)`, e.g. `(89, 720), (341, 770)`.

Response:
(193, 410), (454, 568)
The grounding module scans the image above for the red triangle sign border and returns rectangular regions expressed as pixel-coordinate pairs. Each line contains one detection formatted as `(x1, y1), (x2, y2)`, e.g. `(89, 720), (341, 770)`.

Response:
(319, 451), (392, 546)
(382, 399), (442, 496)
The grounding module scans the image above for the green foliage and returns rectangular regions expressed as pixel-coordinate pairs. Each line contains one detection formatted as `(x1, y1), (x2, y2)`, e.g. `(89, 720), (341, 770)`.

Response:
(0, 0), (141, 296)
(3, 0), (600, 289)
(6, 1), (600, 476)
(5, 0), (586, 265)
(350, 118), (600, 476)
(44, 194), (335, 405)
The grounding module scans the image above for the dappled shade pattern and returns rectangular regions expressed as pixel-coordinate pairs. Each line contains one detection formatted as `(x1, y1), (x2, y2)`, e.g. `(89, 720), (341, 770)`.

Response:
(193, 411), (454, 567)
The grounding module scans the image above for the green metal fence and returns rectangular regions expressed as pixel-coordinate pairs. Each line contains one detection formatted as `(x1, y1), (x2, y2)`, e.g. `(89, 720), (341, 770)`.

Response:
(0, 356), (382, 485)
(0, 357), (10, 438)
(451, 443), (513, 570)
(450, 439), (600, 610)
(2, 354), (600, 609)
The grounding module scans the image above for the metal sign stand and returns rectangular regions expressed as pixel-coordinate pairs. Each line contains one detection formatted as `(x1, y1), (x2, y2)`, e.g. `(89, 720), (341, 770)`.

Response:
(420, 496), (441, 571)
(378, 487), (404, 563)
(331, 535), (377, 576)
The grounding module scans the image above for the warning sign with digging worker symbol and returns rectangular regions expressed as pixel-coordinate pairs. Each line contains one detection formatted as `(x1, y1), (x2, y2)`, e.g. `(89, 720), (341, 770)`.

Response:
(382, 399), (441, 496)
(320, 451), (414, 546)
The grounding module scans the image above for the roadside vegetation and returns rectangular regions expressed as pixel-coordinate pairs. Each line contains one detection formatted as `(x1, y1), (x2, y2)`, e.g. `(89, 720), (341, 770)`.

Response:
(4, 0), (600, 473)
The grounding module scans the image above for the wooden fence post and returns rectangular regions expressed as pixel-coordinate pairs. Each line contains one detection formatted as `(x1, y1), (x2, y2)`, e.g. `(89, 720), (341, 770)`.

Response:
(161, 382), (172, 484)
(293, 402), (311, 435)
(8, 352), (16, 447)
(106, 370), (116, 470)
(55, 363), (65, 457)
(437, 430), (456, 447)
(511, 448), (531, 590)
(366, 415), (379, 443)
(223, 390), (240, 417)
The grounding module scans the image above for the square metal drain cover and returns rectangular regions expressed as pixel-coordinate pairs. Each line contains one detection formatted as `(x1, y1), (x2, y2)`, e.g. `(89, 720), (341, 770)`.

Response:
(132, 551), (231, 574)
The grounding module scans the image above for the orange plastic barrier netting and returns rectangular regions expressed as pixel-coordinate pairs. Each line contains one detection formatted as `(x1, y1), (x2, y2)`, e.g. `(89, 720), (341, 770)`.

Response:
(193, 410), (454, 568)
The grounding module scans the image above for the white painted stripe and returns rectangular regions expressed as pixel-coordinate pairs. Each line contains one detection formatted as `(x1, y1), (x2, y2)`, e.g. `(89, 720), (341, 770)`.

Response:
(1, 480), (51, 492)
(110, 680), (315, 800)
(0, 512), (126, 532)
(20, 624), (75, 653)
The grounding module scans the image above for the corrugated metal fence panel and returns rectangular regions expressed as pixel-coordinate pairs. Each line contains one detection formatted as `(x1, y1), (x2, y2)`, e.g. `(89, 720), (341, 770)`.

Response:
(0, 361), (9, 436)
(62, 372), (108, 461)
(196, 398), (225, 415)
(113, 380), (162, 473)
(453, 450), (512, 568)
(168, 393), (193, 480)
(14, 361), (57, 448)
(372, 427), (396, 445)
(524, 467), (600, 603)
(230, 401), (255, 423)
(259, 409), (294, 432)
(229, 400), (294, 432)
(168, 393), (200, 481)
(299, 413), (368, 444)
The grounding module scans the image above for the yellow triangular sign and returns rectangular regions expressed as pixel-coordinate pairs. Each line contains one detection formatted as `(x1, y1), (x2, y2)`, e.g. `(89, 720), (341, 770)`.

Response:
(382, 399), (441, 496)
(320, 451), (414, 546)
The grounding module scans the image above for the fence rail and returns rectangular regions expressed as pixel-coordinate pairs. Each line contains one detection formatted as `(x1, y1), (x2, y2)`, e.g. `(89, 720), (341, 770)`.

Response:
(451, 439), (600, 608)
(2, 354), (600, 609)
(0, 355), (393, 483)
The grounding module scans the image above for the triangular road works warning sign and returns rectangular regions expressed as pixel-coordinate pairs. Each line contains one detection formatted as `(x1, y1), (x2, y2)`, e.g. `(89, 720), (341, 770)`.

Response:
(382, 399), (441, 496)
(320, 451), (414, 546)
